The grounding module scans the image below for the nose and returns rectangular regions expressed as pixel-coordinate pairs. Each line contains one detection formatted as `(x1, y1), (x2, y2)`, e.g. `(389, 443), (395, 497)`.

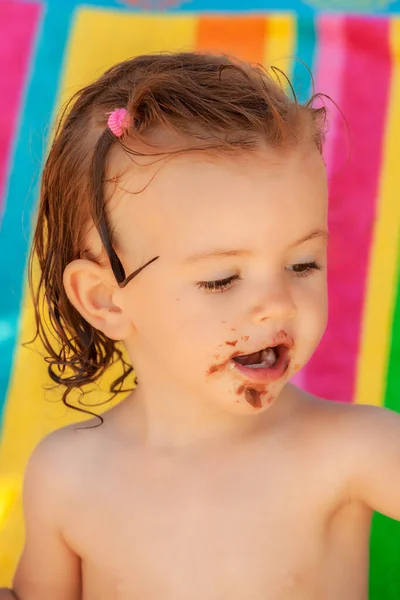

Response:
(250, 280), (297, 324)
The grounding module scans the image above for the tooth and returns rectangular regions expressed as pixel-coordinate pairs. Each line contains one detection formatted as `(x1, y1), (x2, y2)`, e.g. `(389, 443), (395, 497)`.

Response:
(244, 348), (277, 370)
(260, 348), (277, 368)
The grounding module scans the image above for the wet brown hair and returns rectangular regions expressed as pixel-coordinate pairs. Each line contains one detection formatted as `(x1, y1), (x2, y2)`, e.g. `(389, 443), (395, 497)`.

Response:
(28, 51), (327, 418)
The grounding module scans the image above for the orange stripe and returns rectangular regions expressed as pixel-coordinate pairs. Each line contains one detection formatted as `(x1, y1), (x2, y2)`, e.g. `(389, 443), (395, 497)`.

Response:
(196, 16), (267, 63)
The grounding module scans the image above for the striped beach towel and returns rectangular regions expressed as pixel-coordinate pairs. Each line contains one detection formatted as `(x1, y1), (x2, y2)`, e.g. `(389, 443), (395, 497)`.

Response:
(0, 1), (399, 594)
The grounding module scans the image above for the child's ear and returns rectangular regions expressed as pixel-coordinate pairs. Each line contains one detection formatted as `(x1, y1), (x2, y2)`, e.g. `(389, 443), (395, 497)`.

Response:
(63, 259), (134, 341)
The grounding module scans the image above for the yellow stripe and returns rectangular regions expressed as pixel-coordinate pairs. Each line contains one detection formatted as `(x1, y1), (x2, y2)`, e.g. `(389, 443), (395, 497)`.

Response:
(0, 8), (197, 582)
(263, 13), (296, 82)
(355, 18), (400, 406)
(0, 477), (19, 526)
(59, 8), (198, 107)
(0, 479), (23, 583)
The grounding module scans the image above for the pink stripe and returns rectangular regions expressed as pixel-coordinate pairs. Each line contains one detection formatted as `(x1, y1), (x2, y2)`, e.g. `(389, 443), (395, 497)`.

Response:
(295, 17), (346, 394)
(293, 17), (346, 393)
(303, 17), (391, 402)
(0, 1), (41, 215)
(316, 16), (347, 179)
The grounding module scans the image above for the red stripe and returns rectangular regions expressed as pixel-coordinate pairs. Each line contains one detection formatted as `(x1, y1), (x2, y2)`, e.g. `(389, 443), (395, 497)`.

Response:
(0, 1), (41, 216)
(304, 17), (391, 402)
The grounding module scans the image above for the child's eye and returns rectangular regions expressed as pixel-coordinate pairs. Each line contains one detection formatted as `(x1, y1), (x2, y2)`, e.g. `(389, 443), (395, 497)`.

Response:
(196, 274), (241, 293)
(287, 261), (322, 278)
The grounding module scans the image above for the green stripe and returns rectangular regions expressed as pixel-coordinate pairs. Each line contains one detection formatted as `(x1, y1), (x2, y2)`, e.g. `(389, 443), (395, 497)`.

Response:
(370, 252), (400, 596)
(382, 254), (400, 413)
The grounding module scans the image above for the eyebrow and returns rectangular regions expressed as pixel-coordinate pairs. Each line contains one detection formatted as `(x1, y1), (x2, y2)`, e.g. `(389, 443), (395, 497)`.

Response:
(182, 248), (252, 264)
(291, 229), (329, 247)
(182, 229), (329, 265)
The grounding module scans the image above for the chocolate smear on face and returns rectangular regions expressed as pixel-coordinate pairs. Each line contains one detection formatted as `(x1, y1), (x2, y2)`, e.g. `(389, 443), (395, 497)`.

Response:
(225, 340), (238, 347)
(207, 348), (243, 376)
(207, 363), (222, 375)
(237, 385), (264, 408)
(245, 388), (262, 408)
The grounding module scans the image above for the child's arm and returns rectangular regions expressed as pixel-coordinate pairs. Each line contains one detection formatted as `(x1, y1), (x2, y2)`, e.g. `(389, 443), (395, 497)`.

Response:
(347, 405), (400, 520)
(0, 590), (18, 599)
(11, 432), (81, 600)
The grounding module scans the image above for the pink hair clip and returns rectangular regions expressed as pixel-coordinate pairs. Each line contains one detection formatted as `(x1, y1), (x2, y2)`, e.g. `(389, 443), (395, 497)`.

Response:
(107, 108), (131, 137)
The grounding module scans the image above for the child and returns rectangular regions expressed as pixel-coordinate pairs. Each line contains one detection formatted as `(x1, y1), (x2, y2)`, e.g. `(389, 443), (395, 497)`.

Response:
(1, 51), (400, 600)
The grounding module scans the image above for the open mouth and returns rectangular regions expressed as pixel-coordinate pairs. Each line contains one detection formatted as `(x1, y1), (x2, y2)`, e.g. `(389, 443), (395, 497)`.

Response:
(233, 344), (284, 370)
(229, 341), (292, 383)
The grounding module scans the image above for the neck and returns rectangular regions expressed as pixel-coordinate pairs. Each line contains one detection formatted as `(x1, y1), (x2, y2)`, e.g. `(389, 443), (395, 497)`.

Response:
(122, 358), (293, 449)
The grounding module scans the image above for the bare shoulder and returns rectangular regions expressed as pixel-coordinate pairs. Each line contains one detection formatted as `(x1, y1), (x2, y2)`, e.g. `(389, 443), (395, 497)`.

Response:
(288, 386), (400, 512)
(310, 396), (400, 517)
(13, 416), (109, 598)
(282, 384), (400, 470)
(24, 424), (87, 511)
(288, 384), (397, 434)
(31, 415), (98, 465)
(317, 396), (400, 469)
(297, 390), (400, 443)
(25, 404), (120, 500)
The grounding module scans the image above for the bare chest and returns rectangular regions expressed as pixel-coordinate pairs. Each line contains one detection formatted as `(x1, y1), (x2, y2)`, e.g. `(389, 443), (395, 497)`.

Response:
(67, 452), (370, 600)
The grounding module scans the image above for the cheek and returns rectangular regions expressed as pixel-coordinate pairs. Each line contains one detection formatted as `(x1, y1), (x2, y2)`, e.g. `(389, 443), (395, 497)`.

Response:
(128, 284), (218, 350)
(293, 273), (327, 320)
(295, 279), (328, 330)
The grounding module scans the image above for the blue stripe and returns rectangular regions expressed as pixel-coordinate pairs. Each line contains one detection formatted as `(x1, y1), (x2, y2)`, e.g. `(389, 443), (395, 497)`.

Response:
(292, 16), (317, 104)
(17, 0), (400, 12)
(0, 4), (74, 428)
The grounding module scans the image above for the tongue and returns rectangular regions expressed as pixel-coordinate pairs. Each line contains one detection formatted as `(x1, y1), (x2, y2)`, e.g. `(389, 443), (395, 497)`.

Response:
(234, 347), (277, 368)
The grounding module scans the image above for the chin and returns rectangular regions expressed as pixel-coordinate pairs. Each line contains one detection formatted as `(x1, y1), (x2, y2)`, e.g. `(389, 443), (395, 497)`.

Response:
(215, 386), (280, 415)
(232, 400), (274, 416)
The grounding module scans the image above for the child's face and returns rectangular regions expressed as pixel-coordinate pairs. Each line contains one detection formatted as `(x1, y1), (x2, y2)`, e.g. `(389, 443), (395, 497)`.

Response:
(108, 142), (328, 414)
